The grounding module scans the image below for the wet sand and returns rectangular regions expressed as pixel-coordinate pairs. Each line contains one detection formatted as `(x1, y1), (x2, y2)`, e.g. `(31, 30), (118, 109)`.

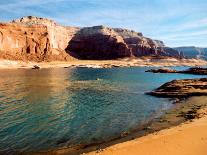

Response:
(86, 110), (207, 155)
(0, 57), (207, 69)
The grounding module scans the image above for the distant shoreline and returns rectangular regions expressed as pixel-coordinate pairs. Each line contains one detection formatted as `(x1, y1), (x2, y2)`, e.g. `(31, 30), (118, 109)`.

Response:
(0, 57), (207, 69)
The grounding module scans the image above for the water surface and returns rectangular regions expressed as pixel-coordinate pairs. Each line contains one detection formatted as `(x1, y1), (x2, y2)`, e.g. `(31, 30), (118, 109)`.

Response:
(0, 67), (204, 153)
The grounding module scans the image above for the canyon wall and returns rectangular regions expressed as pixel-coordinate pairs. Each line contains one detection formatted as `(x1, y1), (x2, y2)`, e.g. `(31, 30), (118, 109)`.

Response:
(174, 46), (207, 60)
(0, 16), (79, 61)
(67, 26), (182, 59)
(0, 16), (182, 61)
(66, 26), (132, 59)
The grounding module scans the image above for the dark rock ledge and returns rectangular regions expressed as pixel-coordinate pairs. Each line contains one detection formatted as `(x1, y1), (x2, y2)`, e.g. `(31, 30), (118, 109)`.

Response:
(147, 78), (207, 98)
(146, 67), (207, 75)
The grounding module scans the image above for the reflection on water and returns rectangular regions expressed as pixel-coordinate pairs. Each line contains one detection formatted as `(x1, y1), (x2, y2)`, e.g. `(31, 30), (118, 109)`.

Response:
(0, 67), (205, 153)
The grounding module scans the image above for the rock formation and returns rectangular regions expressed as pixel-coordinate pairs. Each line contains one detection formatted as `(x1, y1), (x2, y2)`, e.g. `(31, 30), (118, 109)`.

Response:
(147, 78), (207, 97)
(145, 68), (177, 73)
(174, 46), (207, 60)
(146, 67), (207, 75)
(67, 26), (182, 59)
(0, 16), (79, 61)
(0, 16), (182, 61)
(66, 26), (132, 59)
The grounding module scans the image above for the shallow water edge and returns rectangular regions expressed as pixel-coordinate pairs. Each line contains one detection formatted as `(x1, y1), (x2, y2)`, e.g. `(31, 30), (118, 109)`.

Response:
(28, 96), (207, 155)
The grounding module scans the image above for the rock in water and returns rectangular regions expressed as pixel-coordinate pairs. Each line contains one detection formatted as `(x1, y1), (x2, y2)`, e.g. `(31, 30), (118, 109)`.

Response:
(178, 67), (207, 75)
(146, 67), (207, 75)
(32, 65), (40, 69)
(147, 78), (207, 98)
(145, 68), (177, 73)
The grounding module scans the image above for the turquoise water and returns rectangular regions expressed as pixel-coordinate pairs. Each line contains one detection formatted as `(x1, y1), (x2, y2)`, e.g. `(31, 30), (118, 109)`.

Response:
(0, 67), (204, 153)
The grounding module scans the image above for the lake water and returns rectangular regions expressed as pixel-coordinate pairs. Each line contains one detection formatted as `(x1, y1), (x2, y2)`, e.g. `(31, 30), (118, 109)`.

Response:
(0, 67), (204, 153)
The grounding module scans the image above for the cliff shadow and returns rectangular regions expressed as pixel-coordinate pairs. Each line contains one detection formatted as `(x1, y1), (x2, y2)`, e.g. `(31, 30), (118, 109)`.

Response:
(65, 28), (132, 60)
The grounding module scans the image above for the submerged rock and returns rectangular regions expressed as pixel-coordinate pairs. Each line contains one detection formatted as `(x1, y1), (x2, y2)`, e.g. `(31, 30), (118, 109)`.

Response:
(147, 78), (207, 98)
(178, 109), (198, 120)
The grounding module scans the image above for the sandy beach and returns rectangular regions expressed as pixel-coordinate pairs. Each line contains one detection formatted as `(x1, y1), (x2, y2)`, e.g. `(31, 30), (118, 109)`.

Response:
(0, 57), (207, 69)
(86, 108), (207, 155)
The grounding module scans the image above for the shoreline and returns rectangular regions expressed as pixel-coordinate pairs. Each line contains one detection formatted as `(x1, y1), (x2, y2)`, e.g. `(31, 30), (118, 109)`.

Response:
(30, 96), (207, 155)
(87, 108), (207, 155)
(2, 58), (207, 155)
(0, 57), (207, 69)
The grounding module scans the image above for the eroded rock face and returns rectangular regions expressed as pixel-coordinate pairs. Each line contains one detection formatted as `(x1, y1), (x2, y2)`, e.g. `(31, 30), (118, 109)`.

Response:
(0, 16), (181, 61)
(68, 25), (181, 59)
(174, 46), (207, 60)
(66, 26), (132, 59)
(0, 16), (79, 61)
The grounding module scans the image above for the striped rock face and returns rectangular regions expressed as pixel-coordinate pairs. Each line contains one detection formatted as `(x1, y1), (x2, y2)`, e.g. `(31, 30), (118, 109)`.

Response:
(0, 16), (182, 61)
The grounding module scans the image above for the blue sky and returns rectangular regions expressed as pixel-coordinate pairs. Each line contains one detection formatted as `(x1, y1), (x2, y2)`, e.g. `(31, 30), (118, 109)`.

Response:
(0, 0), (207, 47)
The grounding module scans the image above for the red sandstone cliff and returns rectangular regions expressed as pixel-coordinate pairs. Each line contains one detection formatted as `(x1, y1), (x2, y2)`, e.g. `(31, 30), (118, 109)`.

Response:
(66, 26), (132, 59)
(0, 16), (181, 61)
(67, 26), (181, 59)
(0, 16), (79, 61)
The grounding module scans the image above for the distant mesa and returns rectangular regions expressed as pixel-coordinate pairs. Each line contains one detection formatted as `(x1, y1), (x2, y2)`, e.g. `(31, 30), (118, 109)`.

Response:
(174, 46), (207, 60)
(0, 16), (184, 61)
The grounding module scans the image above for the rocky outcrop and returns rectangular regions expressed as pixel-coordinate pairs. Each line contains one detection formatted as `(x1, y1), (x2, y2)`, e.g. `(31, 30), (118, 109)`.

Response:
(0, 16), (182, 61)
(146, 67), (207, 75)
(178, 67), (207, 75)
(147, 78), (207, 97)
(66, 26), (132, 59)
(68, 25), (182, 59)
(146, 68), (177, 73)
(0, 16), (79, 61)
(106, 27), (180, 57)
